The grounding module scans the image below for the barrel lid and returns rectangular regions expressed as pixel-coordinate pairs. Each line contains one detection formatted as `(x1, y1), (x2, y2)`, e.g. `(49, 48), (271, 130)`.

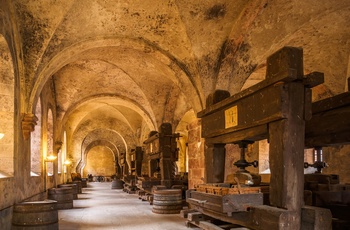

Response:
(58, 184), (77, 187)
(20, 199), (58, 204)
(48, 187), (73, 194)
(49, 187), (72, 191)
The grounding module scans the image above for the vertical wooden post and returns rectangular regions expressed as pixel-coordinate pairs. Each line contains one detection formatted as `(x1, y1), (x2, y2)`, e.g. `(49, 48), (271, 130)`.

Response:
(204, 143), (226, 183)
(269, 82), (306, 228)
(204, 90), (229, 184)
(266, 47), (307, 229)
(159, 123), (174, 188)
(149, 159), (158, 177)
(135, 146), (143, 177)
(116, 161), (121, 177)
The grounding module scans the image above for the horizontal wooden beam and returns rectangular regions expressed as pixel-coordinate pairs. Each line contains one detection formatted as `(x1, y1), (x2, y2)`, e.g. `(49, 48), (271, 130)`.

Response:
(305, 92), (350, 147)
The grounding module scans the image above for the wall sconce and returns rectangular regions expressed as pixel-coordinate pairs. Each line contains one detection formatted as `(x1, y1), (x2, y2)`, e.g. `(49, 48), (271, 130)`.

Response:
(45, 155), (57, 162)
(0, 133), (4, 140)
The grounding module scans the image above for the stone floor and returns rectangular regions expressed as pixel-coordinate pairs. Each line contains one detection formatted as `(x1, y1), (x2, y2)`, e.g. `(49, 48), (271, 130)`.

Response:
(58, 182), (196, 230)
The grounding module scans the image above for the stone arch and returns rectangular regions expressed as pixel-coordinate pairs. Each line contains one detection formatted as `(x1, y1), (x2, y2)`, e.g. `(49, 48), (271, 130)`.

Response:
(237, 5), (350, 98)
(0, 35), (15, 177)
(76, 129), (126, 174)
(59, 95), (156, 138)
(46, 108), (54, 175)
(175, 109), (197, 173)
(77, 139), (120, 175)
(28, 36), (204, 115)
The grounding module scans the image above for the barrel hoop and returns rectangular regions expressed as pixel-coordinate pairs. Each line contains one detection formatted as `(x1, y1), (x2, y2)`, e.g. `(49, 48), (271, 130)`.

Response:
(13, 209), (57, 214)
(153, 204), (182, 209)
(13, 204), (57, 212)
(12, 220), (59, 226)
(153, 196), (182, 200)
(152, 209), (181, 214)
(153, 189), (181, 195)
(48, 188), (72, 194)
(153, 202), (182, 206)
(48, 195), (74, 200)
(55, 200), (73, 204)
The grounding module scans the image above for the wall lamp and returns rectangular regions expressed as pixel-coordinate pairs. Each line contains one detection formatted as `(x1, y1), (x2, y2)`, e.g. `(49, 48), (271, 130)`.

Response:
(0, 133), (4, 140)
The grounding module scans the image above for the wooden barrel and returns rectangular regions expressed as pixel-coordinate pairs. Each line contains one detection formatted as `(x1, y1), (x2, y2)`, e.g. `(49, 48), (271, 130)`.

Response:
(12, 200), (58, 230)
(111, 179), (124, 189)
(70, 181), (82, 194)
(58, 184), (78, 199)
(81, 178), (88, 188)
(48, 187), (73, 210)
(152, 189), (182, 214)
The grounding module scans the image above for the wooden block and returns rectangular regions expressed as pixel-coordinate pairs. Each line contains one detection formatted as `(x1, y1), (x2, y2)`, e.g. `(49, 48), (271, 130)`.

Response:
(249, 205), (298, 229)
(266, 46), (303, 80)
(206, 90), (231, 107)
(188, 212), (206, 221)
(304, 190), (312, 206)
(303, 72), (324, 88)
(198, 221), (224, 230)
(180, 209), (197, 218)
(301, 206), (332, 230)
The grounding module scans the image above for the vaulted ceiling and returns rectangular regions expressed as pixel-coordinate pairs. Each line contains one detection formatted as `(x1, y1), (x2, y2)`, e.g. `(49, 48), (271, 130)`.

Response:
(2, 0), (349, 159)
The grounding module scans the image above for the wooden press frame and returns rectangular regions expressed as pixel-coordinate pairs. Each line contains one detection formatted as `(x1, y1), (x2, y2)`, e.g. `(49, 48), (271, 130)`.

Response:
(195, 47), (331, 229)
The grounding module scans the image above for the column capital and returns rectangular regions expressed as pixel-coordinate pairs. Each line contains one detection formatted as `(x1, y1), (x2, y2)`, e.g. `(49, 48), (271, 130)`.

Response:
(22, 113), (38, 140)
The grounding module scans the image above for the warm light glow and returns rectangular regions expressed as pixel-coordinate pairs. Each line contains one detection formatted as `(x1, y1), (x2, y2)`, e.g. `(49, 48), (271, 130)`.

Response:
(45, 155), (57, 162)
(64, 159), (71, 165)
(0, 133), (4, 139)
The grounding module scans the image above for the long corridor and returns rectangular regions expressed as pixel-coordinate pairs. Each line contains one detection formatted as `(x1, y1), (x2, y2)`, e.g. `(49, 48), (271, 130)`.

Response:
(58, 182), (193, 230)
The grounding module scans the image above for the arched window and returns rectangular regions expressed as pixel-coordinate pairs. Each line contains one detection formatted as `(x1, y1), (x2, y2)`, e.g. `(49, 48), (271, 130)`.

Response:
(0, 35), (14, 178)
(47, 109), (54, 175)
(58, 148), (62, 174)
(62, 131), (69, 181)
(31, 97), (42, 176)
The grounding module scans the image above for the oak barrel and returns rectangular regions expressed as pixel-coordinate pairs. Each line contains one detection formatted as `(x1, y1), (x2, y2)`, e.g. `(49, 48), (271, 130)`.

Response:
(152, 189), (182, 214)
(111, 179), (124, 189)
(48, 187), (73, 209)
(81, 178), (88, 188)
(69, 181), (82, 194)
(12, 200), (58, 230)
(58, 184), (78, 199)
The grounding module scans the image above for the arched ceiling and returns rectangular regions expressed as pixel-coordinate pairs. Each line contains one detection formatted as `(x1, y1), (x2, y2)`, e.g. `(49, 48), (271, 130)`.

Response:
(6, 0), (349, 158)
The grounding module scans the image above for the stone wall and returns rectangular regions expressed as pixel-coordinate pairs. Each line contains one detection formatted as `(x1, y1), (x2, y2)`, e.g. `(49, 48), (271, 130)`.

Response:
(83, 146), (116, 177)
(187, 119), (205, 189)
(323, 145), (350, 183)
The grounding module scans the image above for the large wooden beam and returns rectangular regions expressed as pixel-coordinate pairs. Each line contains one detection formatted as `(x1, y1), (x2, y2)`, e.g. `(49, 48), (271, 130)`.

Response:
(187, 202), (332, 230)
(205, 143), (226, 183)
(268, 83), (305, 215)
(305, 92), (350, 147)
